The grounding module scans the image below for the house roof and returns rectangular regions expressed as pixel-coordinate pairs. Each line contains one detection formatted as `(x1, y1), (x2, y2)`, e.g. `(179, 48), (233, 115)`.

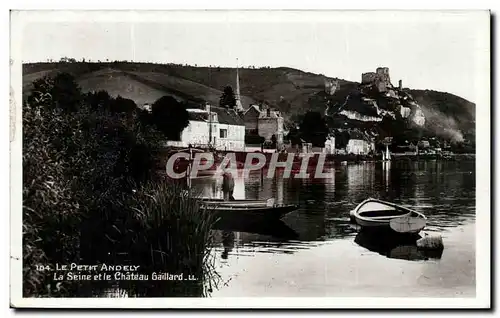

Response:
(259, 109), (281, 118)
(187, 110), (209, 121)
(211, 106), (245, 126)
(186, 106), (245, 126)
(244, 104), (261, 115)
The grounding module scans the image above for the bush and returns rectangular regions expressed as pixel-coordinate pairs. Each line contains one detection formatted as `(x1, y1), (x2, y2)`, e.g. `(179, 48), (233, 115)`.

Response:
(22, 74), (215, 297)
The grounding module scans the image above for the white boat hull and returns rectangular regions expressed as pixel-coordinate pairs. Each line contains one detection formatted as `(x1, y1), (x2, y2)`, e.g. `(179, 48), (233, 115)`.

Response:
(351, 198), (426, 233)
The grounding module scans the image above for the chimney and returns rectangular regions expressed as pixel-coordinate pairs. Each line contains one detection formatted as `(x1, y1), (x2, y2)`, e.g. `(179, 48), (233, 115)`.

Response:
(205, 102), (211, 112)
(267, 108), (271, 117)
(398, 80), (402, 90)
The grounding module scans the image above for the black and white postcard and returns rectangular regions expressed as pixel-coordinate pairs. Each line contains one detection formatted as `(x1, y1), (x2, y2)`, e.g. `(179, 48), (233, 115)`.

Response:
(9, 10), (491, 309)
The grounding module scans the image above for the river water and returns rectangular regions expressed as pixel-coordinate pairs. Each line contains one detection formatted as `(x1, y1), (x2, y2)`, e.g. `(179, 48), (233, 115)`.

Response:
(191, 160), (476, 298)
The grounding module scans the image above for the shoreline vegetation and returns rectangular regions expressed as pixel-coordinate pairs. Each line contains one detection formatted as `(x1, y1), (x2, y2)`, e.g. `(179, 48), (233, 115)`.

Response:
(22, 73), (218, 297)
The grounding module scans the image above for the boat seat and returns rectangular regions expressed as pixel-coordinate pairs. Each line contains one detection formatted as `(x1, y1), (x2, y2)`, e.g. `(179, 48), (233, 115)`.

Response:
(359, 209), (410, 218)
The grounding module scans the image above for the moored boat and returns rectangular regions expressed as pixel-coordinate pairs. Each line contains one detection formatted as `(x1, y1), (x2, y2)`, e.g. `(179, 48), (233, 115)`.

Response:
(205, 204), (298, 224)
(198, 197), (274, 207)
(350, 198), (427, 233)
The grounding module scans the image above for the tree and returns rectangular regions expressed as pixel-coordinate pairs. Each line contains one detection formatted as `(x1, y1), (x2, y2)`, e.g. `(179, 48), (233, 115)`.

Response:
(299, 111), (329, 147)
(85, 90), (112, 111)
(277, 98), (292, 113)
(151, 96), (189, 140)
(219, 86), (236, 109)
(110, 96), (137, 113)
(52, 72), (82, 111)
(28, 72), (82, 112)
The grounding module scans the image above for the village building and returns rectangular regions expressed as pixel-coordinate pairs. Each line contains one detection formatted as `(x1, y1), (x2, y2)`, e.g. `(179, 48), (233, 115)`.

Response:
(330, 129), (375, 155)
(167, 103), (245, 151)
(324, 134), (336, 154)
(345, 130), (375, 155)
(142, 103), (152, 112)
(242, 104), (284, 147)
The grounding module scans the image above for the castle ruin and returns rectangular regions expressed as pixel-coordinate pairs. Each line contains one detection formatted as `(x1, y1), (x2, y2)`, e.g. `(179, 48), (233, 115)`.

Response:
(361, 67), (392, 93)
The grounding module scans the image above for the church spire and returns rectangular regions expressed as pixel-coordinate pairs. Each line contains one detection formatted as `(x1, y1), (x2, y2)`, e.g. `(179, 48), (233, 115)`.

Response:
(235, 58), (244, 112)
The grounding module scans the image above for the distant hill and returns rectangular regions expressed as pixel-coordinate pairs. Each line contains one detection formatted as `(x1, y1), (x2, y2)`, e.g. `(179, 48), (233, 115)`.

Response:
(23, 61), (475, 143)
(22, 62), (357, 114)
(409, 89), (476, 136)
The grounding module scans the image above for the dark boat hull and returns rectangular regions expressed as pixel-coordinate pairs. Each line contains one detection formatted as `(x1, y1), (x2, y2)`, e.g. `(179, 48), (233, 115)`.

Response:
(208, 205), (298, 224)
(199, 198), (269, 205)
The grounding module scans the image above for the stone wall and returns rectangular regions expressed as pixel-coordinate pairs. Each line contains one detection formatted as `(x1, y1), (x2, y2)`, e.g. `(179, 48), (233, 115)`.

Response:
(243, 106), (259, 132)
(361, 72), (377, 84)
(361, 67), (392, 93)
(215, 123), (245, 151)
(376, 67), (391, 83)
(258, 116), (284, 144)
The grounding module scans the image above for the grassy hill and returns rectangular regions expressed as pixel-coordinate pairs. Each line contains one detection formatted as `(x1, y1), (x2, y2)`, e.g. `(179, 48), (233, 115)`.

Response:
(408, 89), (476, 133)
(23, 61), (475, 140)
(22, 62), (357, 113)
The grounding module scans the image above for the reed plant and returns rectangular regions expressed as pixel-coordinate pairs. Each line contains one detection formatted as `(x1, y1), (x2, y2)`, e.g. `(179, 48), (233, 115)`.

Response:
(108, 181), (219, 297)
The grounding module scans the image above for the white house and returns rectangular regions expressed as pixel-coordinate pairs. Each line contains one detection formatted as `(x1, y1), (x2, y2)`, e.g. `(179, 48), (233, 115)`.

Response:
(324, 135), (336, 154)
(345, 130), (375, 155)
(168, 103), (245, 151)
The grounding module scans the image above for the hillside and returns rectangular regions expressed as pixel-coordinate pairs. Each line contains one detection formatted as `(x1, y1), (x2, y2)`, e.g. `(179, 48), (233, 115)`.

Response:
(22, 62), (357, 114)
(23, 62), (475, 143)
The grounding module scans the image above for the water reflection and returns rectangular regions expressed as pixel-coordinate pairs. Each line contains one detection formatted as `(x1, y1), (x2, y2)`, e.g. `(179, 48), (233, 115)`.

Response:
(190, 160), (475, 252)
(221, 231), (235, 260)
(213, 220), (299, 240)
(190, 160), (475, 295)
(354, 229), (444, 261)
(96, 160), (474, 297)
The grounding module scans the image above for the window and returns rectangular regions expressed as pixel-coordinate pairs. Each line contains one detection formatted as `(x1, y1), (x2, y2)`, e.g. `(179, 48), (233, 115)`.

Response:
(220, 129), (228, 138)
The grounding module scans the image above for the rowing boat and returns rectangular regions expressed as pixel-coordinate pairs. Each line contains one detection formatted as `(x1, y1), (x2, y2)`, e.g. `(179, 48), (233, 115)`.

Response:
(205, 204), (298, 224)
(350, 198), (427, 233)
(199, 198), (274, 207)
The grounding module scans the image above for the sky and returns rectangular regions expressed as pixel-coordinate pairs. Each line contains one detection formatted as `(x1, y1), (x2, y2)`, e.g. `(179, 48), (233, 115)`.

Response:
(18, 11), (489, 103)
